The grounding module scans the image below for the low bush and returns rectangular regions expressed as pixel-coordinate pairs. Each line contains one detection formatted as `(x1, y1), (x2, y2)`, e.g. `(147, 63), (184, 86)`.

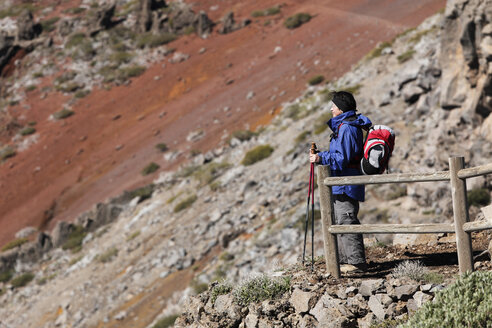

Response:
(173, 194), (197, 213)
(155, 143), (168, 152)
(63, 7), (86, 15)
(400, 271), (492, 327)
(53, 109), (74, 120)
(128, 184), (155, 202)
(141, 162), (160, 176)
(341, 84), (362, 95)
(232, 274), (291, 306)
(0, 145), (16, 160)
(365, 41), (392, 60)
(231, 130), (258, 142)
(284, 13), (311, 29)
(152, 314), (179, 328)
(294, 131), (311, 144)
(11, 272), (35, 288)
(25, 85), (37, 92)
(397, 49), (416, 63)
(193, 162), (231, 186)
(74, 89), (90, 98)
(308, 75), (324, 86)
(62, 225), (87, 253)
(136, 32), (177, 49)
(251, 6), (280, 17)
(66, 33), (86, 48)
(40, 16), (60, 32)
(127, 231), (140, 241)
(392, 260), (428, 281)
(1, 238), (28, 252)
(0, 270), (13, 283)
(119, 65), (146, 79)
(210, 282), (233, 303)
(19, 126), (36, 136)
(110, 51), (134, 65)
(283, 103), (306, 120)
(314, 112), (333, 135)
(97, 247), (118, 263)
(241, 145), (274, 166)
(467, 188), (491, 207)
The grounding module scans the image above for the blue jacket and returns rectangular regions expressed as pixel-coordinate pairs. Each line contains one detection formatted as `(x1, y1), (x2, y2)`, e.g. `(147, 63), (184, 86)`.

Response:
(318, 111), (372, 202)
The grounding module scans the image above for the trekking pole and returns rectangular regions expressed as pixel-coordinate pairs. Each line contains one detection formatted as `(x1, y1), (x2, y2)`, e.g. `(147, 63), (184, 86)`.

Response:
(302, 157), (313, 265)
(310, 142), (317, 271)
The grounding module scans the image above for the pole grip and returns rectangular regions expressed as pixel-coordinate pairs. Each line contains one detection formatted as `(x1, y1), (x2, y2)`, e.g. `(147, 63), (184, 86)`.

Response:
(310, 142), (318, 154)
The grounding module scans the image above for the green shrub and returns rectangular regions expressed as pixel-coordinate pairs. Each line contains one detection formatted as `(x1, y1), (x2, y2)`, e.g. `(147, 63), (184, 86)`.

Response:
(74, 89), (90, 98)
(0, 3), (38, 19)
(341, 84), (362, 95)
(467, 188), (491, 207)
(0, 270), (13, 283)
(141, 162), (160, 176)
(241, 145), (274, 166)
(25, 85), (37, 92)
(152, 314), (179, 328)
(19, 126), (35, 136)
(314, 112), (333, 135)
(401, 271), (492, 328)
(127, 231), (140, 241)
(408, 27), (437, 44)
(63, 7), (86, 15)
(110, 51), (134, 65)
(283, 103), (305, 120)
(62, 225), (87, 253)
(232, 274), (291, 306)
(53, 109), (74, 120)
(1, 238), (28, 252)
(56, 82), (84, 93)
(397, 49), (416, 63)
(0, 145), (16, 160)
(97, 247), (118, 263)
(252, 6), (280, 17)
(41, 16), (60, 32)
(365, 41), (392, 60)
(155, 143), (168, 152)
(175, 165), (200, 178)
(294, 131), (311, 144)
(308, 75), (324, 86)
(136, 32), (177, 49)
(193, 162), (230, 186)
(128, 184), (155, 202)
(231, 130), (257, 142)
(284, 13), (311, 29)
(210, 282), (233, 303)
(66, 33), (86, 48)
(11, 272), (35, 288)
(370, 315), (408, 328)
(33, 71), (44, 78)
(119, 65), (146, 79)
(173, 194), (197, 213)
(55, 71), (76, 84)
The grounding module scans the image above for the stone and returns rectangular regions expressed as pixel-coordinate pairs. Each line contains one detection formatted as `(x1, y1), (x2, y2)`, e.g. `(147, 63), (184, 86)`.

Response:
(289, 288), (313, 313)
(88, 3), (116, 35)
(51, 221), (74, 247)
(413, 291), (433, 308)
(17, 10), (40, 41)
(196, 11), (214, 38)
(367, 295), (386, 321)
(359, 279), (385, 297)
(402, 83), (424, 104)
(310, 293), (352, 326)
(245, 313), (259, 328)
(15, 226), (37, 239)
(219, 12), (238, 34)
(394, 285), (418, 300)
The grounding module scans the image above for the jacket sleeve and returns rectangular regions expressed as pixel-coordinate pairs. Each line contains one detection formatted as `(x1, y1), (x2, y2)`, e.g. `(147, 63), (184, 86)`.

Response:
(318, 125), (359, 171)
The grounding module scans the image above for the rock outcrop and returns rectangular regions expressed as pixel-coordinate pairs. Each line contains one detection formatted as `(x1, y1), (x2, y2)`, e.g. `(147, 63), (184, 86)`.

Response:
(440, 0), (492, 116)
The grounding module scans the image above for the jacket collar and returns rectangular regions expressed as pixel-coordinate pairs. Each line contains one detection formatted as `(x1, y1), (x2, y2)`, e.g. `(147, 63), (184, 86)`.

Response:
(328, 110), (357, 132)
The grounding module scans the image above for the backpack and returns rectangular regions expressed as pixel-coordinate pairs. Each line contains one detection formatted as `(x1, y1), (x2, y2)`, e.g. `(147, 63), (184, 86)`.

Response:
(360, 125), (395, 175)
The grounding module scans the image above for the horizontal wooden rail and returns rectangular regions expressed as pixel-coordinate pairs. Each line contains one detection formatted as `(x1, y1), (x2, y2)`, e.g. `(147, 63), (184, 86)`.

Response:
(463, 219), (492, 232)
(458, 162), (492, 179)
(323, 171), (450, 186)
(329, 223), (455, 234)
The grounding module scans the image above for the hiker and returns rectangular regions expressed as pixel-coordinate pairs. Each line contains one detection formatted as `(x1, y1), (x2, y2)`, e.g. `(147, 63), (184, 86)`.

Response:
(309, 91), (372, 273)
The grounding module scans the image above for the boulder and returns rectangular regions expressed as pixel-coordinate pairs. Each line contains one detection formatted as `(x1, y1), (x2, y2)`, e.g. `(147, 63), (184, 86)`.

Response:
(88, 3), (116, 35)
(195, 11), (214, 38)
(0, 34), (17, 75)
(359, 279), (385, 297)
(219, 12), (239, 34)
(17, 10), (41, 41)
(52, 221), (74, 247)
(289, 288), (314, 313)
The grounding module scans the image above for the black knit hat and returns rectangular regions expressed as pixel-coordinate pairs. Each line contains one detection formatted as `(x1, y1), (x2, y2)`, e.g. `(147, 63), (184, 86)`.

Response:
(332, 91), (357, 112)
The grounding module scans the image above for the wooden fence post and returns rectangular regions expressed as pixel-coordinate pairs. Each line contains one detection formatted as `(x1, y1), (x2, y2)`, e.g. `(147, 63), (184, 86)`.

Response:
(449, 156), (473, 274)
(317, 165), (340, 278)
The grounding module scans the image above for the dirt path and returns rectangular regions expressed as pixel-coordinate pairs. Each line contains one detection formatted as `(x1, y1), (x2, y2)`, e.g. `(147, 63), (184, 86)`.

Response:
(0, 0), (446, 246)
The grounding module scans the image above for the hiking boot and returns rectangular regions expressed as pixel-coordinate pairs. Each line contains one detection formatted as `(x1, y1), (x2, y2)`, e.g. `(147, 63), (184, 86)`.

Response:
(340, 263), (367, 274)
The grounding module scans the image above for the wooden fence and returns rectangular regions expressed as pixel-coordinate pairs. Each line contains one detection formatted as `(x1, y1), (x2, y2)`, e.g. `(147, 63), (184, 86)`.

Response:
(317, 156), (492, 278)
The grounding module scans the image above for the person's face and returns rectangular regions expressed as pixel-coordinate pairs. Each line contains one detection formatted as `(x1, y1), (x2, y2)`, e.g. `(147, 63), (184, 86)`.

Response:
(331, 103), (343, 117)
